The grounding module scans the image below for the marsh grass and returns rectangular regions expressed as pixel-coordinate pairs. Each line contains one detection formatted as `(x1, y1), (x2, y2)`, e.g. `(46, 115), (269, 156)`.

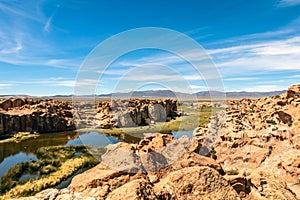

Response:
(0, 145), (101, 198)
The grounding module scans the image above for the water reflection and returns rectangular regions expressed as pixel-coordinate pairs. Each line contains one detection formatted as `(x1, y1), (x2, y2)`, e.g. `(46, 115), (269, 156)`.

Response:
(19, 171), (40, 182)
(0, 152), (37, 182)
(0, 131), (79, 164)
(172, 130), (193, 139)
(66, 132), (120, 146)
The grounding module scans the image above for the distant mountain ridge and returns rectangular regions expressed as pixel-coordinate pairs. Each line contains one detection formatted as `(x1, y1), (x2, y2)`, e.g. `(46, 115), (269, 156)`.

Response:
(0, 90), (286, 99)
(98, 89), (286, 98)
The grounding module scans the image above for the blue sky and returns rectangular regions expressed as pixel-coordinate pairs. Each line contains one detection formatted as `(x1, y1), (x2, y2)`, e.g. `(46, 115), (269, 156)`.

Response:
(0, 0), (300, 95)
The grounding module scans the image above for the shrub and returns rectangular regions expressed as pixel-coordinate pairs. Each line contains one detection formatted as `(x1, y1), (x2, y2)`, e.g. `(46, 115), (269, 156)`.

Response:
(226, 169), (239, 175)
(266, 119), (276, 125)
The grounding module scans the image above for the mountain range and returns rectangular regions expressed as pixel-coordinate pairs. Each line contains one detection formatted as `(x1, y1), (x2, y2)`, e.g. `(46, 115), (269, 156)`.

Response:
(0, 90), (286, 99)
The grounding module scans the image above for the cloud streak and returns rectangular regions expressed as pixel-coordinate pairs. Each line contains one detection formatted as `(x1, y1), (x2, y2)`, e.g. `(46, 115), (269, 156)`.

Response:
(210, 36), (300, 72)
(278, 0), (300, 7)
(43, 15), (53, 32)
(0, 1), (81, 69)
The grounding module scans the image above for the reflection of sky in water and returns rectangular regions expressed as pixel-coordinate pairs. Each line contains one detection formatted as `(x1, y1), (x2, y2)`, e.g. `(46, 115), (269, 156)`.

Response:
(19, 171), (40, 182)
(66, 132), (120, 147)
(172, 130), (193, 139)
(0, 152), (37, 181)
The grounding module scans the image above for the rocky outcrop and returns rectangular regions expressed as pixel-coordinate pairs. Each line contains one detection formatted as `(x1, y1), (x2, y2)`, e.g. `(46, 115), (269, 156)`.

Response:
(93, 99), (177, 128)
(0, 98), (178, 134)
(287, 84), (300, 99)
(0, 98), (75, 135)
(211, 84), (300, 199)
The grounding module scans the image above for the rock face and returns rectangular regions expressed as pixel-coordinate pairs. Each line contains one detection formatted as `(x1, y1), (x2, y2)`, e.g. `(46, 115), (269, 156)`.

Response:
(212, 84), (300, 199)
(94, 99), (177, 128)
(0, 98), (75, 135)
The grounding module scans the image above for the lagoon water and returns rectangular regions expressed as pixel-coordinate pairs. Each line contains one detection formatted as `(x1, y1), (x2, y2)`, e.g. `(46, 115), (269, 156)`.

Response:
(172, 130), (194, 139)
(0, 131), (119, 181)
(0, 152), (37, 181)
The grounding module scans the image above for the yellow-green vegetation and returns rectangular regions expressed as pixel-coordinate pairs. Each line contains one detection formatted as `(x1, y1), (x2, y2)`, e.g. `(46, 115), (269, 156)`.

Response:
(1, 156), (97, 199)
(226, 169), (239, 176)
(8, 132), (39, 143)
(12, 132), (31, 139)
(0, 145), (103, 198)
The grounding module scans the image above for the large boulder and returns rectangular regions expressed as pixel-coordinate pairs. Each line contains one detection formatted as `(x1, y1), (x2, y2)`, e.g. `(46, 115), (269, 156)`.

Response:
(148, 103), (167, 122)
(106, 179), (156, 200)
(0, 99), (12, 111)
(287, 84), (300, 99)
(276, 111), (293, 124)
(101, 142), (142, 173)
(153, 166), (240, 200)
(12, 98), (25, 108)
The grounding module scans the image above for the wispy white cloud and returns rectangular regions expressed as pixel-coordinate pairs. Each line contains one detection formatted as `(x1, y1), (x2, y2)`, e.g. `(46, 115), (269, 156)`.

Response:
(0, 1), (81, 69)
(288, 74), (300, 78)
(0, 1), (43, 23)
(122, 74), (181, 81)
(278, 0), (300, 7)
(0, 83), (15, 90)
(183, 74), (203, 80)
(210, 36), (300, 72)
(118, 49), (209, 69)
(0, 54), (81, 69)
(96, 68), (133, 76)
(43, 15), (53, 32)
(40, 78), (98, 87)
(0, 83), (15, 87)
(0, 37), (23, 54)
(6, 78), (99, 88)
(230, 85), (287, 92)
(208, 29), (293, 47)
(224, 77), (258, 81)
(190, 85), (206, 89)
